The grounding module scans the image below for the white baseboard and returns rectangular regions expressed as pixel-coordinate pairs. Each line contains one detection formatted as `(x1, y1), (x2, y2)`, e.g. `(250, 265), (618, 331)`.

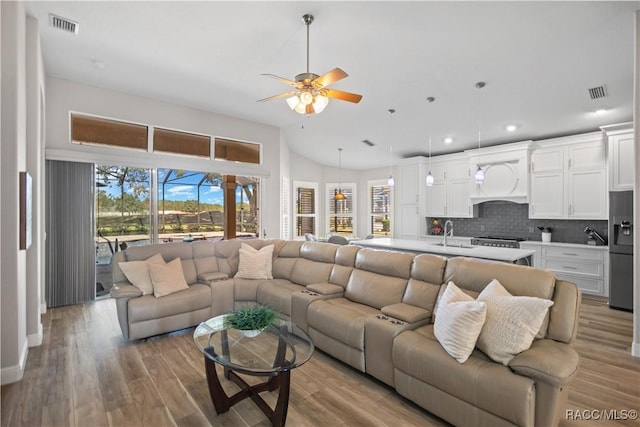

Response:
(28, 323), (43, 347)
(0, 340), (28, 385)
(41, 302), (47, 314)
(632, 342), (640, 358)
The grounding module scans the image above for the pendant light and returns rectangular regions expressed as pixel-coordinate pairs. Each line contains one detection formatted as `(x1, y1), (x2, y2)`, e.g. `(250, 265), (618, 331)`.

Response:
(474, 82), (486, 184)
(334, 148), (347, 200)
(387, 108), (396, 188)
(425, 97), (435, 187)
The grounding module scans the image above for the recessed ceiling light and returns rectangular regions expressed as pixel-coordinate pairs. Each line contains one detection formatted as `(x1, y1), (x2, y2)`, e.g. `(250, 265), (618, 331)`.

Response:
(444, 137), (453, 144)
(505, 124), (518, 132)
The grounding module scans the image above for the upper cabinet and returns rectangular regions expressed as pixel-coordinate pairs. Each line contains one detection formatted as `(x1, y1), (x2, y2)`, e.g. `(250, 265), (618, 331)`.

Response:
(602, 122), (634, 191)
(425, 153), (477, 218)
(395, 157), (427, 239)
(529, 132), (607, 220)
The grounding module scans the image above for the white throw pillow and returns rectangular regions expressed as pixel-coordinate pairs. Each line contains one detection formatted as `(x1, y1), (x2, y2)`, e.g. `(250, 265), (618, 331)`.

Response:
(476, 279), (554, 365)
(149, 258), (189, 297)
(434, 281), (487, 363)
(235, 244), (274, 279)
(118, 253), (165, 295)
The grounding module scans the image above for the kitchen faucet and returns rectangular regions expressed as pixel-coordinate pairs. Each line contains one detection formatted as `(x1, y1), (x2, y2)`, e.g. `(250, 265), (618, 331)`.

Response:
(443, 220), (454, 248)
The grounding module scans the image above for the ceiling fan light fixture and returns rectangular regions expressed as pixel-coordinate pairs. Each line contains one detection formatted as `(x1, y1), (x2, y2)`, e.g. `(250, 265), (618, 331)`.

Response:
(286, 96), (300, 110)
(300, 91), (314, 105)
(313, 94), (329, 113)
(294, 102), (307, 115)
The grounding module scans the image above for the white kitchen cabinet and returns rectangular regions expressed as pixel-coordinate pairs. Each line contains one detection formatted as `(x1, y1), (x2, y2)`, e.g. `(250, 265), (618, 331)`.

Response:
(519, 241), (609, 297)
(395, 157), (427, 239)
(529, 132), (607, 220)
(602, 123), (634, 191)
(424, 154), (476, 218)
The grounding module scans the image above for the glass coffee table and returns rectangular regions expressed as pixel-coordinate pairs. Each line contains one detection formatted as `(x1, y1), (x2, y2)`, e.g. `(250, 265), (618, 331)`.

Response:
(194, 313), (314, 426)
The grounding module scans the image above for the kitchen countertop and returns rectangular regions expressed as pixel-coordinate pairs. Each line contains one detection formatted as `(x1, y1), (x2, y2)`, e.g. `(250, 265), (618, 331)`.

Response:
(349, 238), (535, 263)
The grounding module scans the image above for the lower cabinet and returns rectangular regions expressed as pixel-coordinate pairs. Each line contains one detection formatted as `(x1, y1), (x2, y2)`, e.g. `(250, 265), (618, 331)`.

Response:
(519, 242), (608, 297)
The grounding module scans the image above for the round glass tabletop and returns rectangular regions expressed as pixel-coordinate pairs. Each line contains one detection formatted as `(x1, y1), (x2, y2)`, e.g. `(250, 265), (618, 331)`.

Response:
(194, 313), (314, 375)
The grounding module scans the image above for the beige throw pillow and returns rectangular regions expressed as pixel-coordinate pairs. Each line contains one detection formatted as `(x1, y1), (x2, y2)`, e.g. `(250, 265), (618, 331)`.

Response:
(434, 281), (487, 363)
(235, 244), (274, 280)
(149, 258), (189, 297)
(118, 253), (165, 295)
(476, 279), (554, 365)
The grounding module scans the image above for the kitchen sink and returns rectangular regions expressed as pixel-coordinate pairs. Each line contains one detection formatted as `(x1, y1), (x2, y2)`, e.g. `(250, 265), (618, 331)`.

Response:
(431, 243), (475, 249)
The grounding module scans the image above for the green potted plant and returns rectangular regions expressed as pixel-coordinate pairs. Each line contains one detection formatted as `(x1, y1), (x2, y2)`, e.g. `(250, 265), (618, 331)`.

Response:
(537, 226), (554, 243)
(225, 306), (278, 337)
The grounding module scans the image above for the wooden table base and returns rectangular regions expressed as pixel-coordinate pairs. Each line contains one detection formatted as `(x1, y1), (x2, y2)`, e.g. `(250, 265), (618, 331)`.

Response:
(204, 348), (291, 427)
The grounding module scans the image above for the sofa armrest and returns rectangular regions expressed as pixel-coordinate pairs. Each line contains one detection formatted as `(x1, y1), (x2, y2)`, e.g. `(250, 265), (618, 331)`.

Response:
(381, 303), (431, 324)
(307, 283), (344, 296)
(509, 339), (579, 387)
(110, 282), (143, 299)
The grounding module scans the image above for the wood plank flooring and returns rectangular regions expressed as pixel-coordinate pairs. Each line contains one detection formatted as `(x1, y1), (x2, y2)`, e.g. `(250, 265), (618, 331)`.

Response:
(2, 297), (639, 427)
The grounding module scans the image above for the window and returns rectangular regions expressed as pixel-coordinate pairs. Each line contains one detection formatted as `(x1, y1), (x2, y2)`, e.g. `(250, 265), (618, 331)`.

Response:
(154, 127), (210, 157)
(326, 183), (356, 236)
(215, 137), (260, 164)
(72, 114), (148, 150)
(281, 176), (290, 239)
(368, 180), (393, 236)
(293, 181), (318, 240)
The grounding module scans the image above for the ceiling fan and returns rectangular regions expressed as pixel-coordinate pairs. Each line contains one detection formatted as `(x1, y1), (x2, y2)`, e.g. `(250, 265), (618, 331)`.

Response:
(258, 14), (362, 115)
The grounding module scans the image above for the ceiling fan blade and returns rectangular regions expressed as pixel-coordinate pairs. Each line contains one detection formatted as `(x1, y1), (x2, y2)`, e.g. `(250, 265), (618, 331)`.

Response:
(313, 68), (348, 89)
(324, 88), (363, 103)
(257, 91), (299, 102)
(261, 73), (299, 87)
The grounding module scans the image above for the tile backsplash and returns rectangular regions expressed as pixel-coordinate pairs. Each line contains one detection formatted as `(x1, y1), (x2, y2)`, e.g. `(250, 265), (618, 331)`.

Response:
(426, 201), (608, 244)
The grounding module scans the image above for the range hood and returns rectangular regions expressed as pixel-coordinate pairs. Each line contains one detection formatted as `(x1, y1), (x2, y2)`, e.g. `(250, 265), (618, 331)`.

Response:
(467, 141), (531, 205)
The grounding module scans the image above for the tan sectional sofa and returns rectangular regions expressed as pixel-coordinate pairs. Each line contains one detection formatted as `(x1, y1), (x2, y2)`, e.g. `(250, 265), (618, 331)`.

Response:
(110, 239), (581, 427)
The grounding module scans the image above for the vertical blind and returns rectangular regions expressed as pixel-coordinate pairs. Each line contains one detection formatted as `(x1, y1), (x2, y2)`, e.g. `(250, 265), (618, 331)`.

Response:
(45, 160), (96, 307)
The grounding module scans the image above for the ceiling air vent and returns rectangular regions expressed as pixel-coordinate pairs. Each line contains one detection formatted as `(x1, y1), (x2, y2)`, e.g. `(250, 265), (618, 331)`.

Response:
(588, 85), (607, 100)
(49, 13), (79, 34)
(361, 139), (375, 147)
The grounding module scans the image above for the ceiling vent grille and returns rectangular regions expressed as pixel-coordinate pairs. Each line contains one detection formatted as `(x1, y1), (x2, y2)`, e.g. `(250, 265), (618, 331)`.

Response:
(588, 85), (607, 100)
(361, 139), (375, 147)
(49, 14), (78, 34)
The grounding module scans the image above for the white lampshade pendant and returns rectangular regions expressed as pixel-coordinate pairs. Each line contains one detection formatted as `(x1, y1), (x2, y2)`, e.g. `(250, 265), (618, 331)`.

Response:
(387, 175), (395, 188)
(313, 95), (329, 113)
(426, 171), (434, 187)
(474, 165), (485, 184)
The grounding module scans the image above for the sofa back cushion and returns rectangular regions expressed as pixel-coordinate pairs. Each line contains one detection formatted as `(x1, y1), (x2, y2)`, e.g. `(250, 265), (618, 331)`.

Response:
(273, 241), (303, 280)
(214, 239), (285, 277)
(344, 249), (413, 309)
(191, 241), (220, 277)
(289, 242), (338, 285)
(403, 254), (447, 312)
(329, 245), (360, 288)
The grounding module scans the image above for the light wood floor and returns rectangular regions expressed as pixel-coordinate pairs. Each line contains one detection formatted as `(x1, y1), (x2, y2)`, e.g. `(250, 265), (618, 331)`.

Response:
(1, 297), (639, 427)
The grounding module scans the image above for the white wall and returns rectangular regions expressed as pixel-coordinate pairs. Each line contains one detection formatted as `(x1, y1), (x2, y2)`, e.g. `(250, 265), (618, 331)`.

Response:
(25, 15), (45, 348)
(1, 0), (29, 385)
(45, 77), (283, 238)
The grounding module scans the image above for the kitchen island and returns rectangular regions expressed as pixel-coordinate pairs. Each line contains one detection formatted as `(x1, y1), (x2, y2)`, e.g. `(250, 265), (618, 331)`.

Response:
(350, 238), (535, 264)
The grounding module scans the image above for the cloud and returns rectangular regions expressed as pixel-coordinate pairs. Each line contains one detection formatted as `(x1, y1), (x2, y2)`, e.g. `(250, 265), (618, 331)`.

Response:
(167, 185), (195, 198)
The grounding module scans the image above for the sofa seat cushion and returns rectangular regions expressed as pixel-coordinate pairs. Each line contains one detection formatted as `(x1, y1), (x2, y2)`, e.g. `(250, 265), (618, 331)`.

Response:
(393, 325), (535, 426)
(128, 283), (211, 323)
(307, 298), (379, 349)
(256, 279), (305, 315)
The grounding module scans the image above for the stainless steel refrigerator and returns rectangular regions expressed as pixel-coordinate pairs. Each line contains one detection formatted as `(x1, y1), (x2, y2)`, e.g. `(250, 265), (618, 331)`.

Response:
(609, 191), (634, 311)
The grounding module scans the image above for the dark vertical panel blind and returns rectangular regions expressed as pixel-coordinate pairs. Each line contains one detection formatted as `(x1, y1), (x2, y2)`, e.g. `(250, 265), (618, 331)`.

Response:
(45, 160), (96, 307)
